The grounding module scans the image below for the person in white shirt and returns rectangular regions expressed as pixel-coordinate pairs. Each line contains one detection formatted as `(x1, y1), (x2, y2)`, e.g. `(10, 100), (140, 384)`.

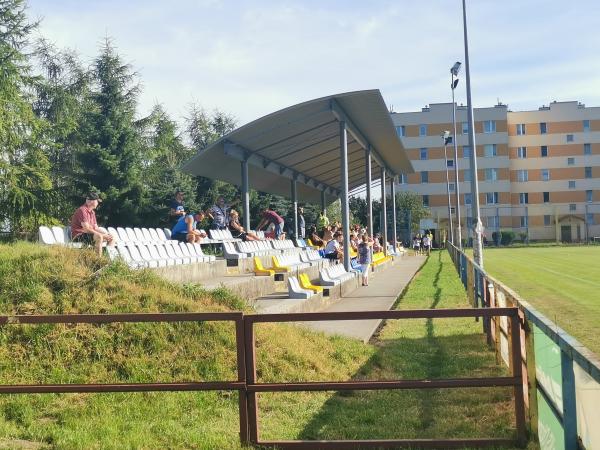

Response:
(324, 232), (343, 261)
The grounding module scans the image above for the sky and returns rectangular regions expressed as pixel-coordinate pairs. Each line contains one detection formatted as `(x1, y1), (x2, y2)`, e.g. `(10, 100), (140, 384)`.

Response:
(26, 0), (600, 127)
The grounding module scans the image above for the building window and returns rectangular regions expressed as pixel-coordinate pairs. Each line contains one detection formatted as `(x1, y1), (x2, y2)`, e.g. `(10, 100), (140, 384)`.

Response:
(421, 171), (429, 183)
(544, 215), (551, 226)
(464, 169), (472, 182)
(484, 144), (497, 157)
(540, 122), (547, 134)
(586, 190), (593, 202)
(583, 119), (590, 132)
(569, 203), (576, 212)
(517, 170), (528, 182)
(485, 168), (498, 181)
(447, 159), (454, 167)
(486, 192), (499, 204)
(399, 173), (407, 184)
(567, 134), (574, 142)
(584, 143), (591, 155)
(420, 148), (428, 160)
(450, 207), (456, 214)
(543, 192), (550, 203)
(449, 182), (455, 192)
(585, 166), (592, 178)
(519, 193), (529, 204)
(516, 124), (526, 135)
(541, 145), (548, 157)
(395, 125), (405, 137)
(517, 147), (527, 158)
(462, 122), (469, 135)
(422, 195), (429, 207)
(520, 216), (528, 228)
(419, 124), (427, 136)
(484, 120), (496, 133)
(586, 213), (595, 225)
(465, 193), (472, 205)
(462, 146), (470, 158)
(567, 157), (575, 165)
(487, 216), (499, 228)
(541, 169), (550, 181)
(569, 180), (576, 189)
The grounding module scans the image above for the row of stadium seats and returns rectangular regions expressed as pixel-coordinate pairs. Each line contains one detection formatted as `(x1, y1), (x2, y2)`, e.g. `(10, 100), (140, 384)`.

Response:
(107, 241), (215, 269)
(224, 239), (308, 259)
(319, 264), (357, 286)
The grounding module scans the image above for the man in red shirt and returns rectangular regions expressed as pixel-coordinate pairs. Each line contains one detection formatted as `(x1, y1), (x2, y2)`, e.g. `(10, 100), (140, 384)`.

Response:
(70, 192), (114, 256)
(256, 206), (285, 239)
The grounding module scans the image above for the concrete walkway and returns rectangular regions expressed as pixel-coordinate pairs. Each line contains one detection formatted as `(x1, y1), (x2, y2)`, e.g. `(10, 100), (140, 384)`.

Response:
(303, 255), (427, 342)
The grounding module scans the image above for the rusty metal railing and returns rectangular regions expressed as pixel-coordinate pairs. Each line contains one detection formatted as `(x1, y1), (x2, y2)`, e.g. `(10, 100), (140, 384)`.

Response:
(0, 308), (527, 448)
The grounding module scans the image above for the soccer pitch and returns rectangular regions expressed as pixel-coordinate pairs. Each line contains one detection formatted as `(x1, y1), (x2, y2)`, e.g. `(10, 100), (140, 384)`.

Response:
(476, 246), (600, 356)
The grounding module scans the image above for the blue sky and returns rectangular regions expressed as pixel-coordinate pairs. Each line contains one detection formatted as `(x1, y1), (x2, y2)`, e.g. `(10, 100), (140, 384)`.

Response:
(27, 0), (600, 126)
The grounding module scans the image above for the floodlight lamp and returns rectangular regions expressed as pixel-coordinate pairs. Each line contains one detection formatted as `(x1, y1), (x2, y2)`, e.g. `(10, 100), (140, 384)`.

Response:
(452, 78), (459, 89)
(450, 61), (462, 76)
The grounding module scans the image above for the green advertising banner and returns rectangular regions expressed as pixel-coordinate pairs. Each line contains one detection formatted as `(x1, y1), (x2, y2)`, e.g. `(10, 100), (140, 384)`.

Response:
(534, 324), (563, 411)
(537, 389), (565, 450)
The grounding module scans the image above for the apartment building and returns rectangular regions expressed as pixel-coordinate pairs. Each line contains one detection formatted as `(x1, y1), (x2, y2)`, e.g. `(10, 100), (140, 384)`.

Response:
(391, 101), (600, 242)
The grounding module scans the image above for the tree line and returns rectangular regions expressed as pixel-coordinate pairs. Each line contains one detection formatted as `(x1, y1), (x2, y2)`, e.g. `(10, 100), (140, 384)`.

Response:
(1, 0), (427, 238)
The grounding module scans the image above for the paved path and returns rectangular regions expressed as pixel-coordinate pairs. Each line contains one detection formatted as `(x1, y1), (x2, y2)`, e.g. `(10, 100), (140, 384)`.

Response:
(303, 255), (427, 342)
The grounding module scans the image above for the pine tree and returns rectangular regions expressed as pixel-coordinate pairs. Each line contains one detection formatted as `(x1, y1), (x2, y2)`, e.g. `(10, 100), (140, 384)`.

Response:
(0, 0), (53, 233)
(75, 39), (146, 226)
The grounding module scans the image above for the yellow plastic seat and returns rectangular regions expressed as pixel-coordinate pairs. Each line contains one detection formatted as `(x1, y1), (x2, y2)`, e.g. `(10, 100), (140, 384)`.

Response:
(299, 273), (323, 293)
(350, 247), (358, 258)
(271, 255), (291, 273)
(254, 257), (275, 276)
(306, 238), (323, 249)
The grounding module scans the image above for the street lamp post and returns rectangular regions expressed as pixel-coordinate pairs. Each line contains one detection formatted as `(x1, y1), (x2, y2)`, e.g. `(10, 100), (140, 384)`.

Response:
(461, 0), (484, 268)
(442, 131), (454, 245)
(450, 62), (462, 250)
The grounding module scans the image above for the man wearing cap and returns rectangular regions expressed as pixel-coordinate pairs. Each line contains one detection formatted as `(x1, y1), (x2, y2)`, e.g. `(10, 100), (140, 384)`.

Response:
(168, 190), (186, 227)
(70, 193), (115, 256)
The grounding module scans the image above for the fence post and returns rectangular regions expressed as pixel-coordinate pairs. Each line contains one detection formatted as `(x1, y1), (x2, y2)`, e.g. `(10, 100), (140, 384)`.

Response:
(561, 351), (578, 450)
(523, 316), (538, 439)
(510, 313), (527, 447)
(235, 318), (249, 445)
(244, 318), (260, 444)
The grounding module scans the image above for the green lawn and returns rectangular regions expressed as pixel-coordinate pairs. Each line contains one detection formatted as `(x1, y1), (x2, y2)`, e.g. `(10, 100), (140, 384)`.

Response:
(476, 246), (600, 356)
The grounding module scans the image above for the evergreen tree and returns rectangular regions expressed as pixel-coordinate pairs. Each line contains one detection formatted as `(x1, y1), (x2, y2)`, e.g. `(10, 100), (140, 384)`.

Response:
(75, 39), (146, 226)
(0, 0), (53, 232)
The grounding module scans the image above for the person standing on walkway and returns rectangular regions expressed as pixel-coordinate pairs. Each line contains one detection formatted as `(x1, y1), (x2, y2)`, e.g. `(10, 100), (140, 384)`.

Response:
(358, 234), (373, 286)
(422, 233), (431, 256)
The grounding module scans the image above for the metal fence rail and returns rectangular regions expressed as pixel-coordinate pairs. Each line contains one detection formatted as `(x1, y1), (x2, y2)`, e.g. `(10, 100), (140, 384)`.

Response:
(447, 243), (600, 450)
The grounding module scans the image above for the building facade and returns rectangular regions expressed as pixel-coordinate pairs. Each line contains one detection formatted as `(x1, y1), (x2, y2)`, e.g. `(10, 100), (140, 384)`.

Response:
(391, 101), (600, 242)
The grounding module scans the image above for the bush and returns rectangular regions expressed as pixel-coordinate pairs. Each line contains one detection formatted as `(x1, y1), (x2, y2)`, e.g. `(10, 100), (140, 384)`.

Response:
(491, 231), (500, 246)
(500, 230), (515, 246)
(518, 232), (528, 243)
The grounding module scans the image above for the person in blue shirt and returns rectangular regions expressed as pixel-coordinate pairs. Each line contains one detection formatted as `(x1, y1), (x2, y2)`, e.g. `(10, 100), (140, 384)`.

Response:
(168, 190), (186, 227)
(171, 211), (207, 243)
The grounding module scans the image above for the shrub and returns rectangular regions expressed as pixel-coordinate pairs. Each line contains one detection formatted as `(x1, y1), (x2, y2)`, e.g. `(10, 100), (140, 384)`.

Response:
(491, 231), (500, 246)
(518, 232), (528, 243)
(500, 230), (515, 246)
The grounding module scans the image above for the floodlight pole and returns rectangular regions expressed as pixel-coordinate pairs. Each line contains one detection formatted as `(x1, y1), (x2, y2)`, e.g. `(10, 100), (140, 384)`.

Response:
(380, 167), (388, 256)
(365, 145), (373, 236)
(291, 178), (298, 238)
(390, 176), (397, 250)
(462, 0), (484, 267)
(241, 159), (251, 231)
(443, 135), (454, 245)
(451, 74), (462, 249)
(340, 121), (351, 272)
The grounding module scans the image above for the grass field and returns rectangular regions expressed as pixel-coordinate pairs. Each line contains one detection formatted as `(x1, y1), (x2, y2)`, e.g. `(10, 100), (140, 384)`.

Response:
(474, 246), (600, 356)
(0, 244), (525, 448)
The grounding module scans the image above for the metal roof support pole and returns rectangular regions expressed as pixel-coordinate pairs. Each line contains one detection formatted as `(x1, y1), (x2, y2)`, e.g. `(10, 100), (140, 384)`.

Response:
(391, 176), (397, 250)
(241, 159), (251, 231)
(380, 167), (388, 256)
(321, 190), (326, 215)
(291, 178), (298, 238)
(339, 120), (351, 272)
(365, 146), (373, 237)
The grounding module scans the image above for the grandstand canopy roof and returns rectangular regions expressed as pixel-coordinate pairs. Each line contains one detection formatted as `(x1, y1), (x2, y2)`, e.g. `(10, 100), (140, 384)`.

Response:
(182, 89), (413, 203)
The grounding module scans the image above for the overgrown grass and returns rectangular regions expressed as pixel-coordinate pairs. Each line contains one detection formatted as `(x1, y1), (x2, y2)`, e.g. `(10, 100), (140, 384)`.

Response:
(0, 244), (527, 449)
(471, 246), (600, 356)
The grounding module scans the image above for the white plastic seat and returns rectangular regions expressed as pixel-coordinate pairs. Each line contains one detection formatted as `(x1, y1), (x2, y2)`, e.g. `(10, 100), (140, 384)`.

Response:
(163, 228), (172, 239)
(170, 242), (192, 264)
(148, 228), (160, 242)
(179, 242), (203, 263)
(117, 244), (147, 269)
(141, 228), (153, 243)
(224, 242), (247, 259)
(146, 244), (169, 267)
(154, 244), (176, 266)
(135, 244), (160, 268)
(116, 227), (129, 242)
(51, 226), (67, 245)
(320, 267), (341, 286)
(134, 228), (145, 243)
(38, 226), (56, 245)
(287, 276), (313, 299)
(163, 244), (184, 265)
(107, 227), (120, 242)
(125, 227), (137, 242)
(192, 243), (216, 262)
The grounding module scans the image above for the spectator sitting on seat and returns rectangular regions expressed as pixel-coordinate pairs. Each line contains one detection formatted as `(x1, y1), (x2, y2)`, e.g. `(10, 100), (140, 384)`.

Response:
(168, 190), (186, 227)
(324, 232), (344, 261)
(308, 225), (324, 247)
(70, 192), (115, 256)
(207, 196), (239, 231)
(228, 210), (259, 241)
(256, 206), (285, 239)
(171, 211), (207, 243)
(322, 225), (333, 242)
(372, 234), (383, 253)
